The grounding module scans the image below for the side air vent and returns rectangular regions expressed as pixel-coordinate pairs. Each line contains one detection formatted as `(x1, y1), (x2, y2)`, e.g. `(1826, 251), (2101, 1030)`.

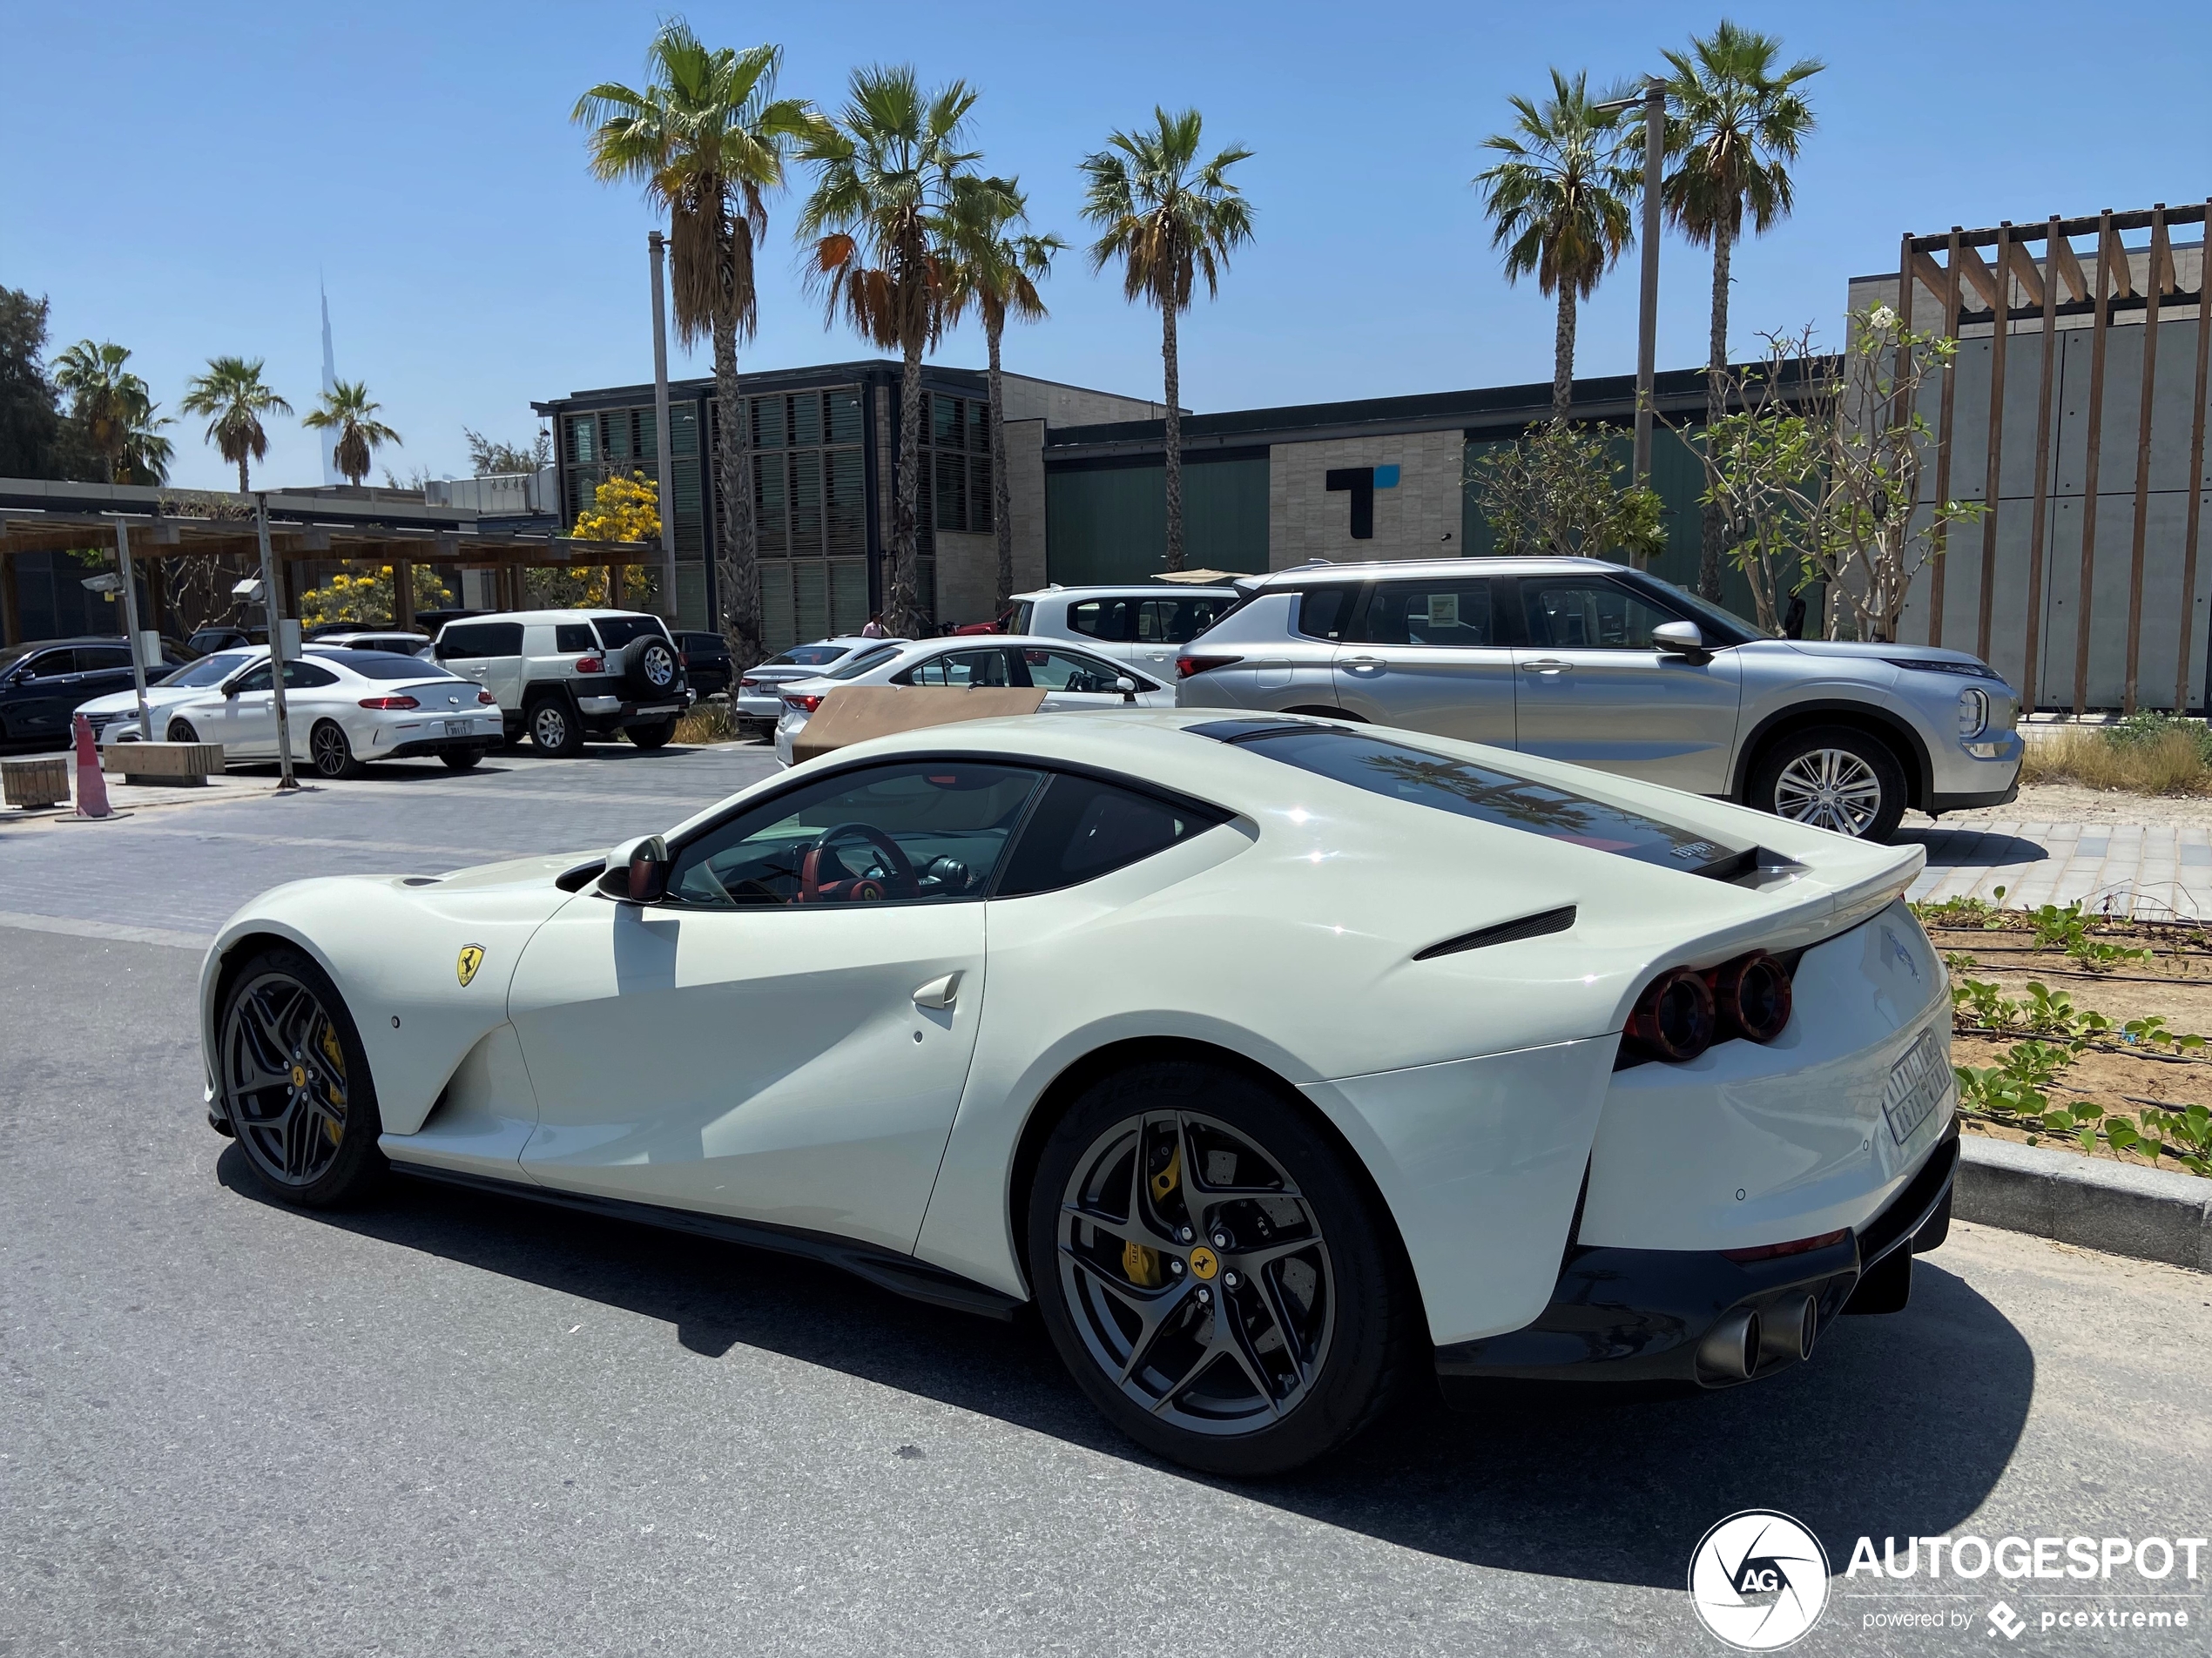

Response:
(1414, 905), (1575, 961)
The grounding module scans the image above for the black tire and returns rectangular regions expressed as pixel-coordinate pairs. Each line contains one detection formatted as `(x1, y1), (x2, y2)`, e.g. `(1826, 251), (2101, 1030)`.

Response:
(440, 748), (485, 771)
(626, 717), (678, 750)
(215, 946), (386, 1207)
(1748, 724), (1908, 842)
(308, 719), (366, 779)
(166, 718), (199, 743)
(528, 697), (583, 757)
(621, 634), (682, 699)
(1027, 1060), (1419, 1477)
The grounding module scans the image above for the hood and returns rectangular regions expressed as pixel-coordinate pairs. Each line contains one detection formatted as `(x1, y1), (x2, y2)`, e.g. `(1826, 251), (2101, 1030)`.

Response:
(1771, 639), (1989, 668)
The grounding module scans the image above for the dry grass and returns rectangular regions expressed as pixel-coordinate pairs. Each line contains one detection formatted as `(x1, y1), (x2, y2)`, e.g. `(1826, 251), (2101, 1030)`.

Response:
(2021, 724), (2212, 797)
(671, 701), (745, 745)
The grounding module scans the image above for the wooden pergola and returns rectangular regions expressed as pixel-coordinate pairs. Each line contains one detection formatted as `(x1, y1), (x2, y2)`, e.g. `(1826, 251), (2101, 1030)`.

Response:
(0, 478), (655, 646)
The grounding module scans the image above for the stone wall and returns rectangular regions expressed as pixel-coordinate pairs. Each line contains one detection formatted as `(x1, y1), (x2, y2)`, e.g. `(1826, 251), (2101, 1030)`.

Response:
(1266, 431), (1466, 570)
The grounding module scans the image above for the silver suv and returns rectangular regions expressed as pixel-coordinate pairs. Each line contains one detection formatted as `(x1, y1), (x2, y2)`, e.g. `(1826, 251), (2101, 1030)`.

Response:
(1173, 557), (2023, 841)
(433, 609), (690, 756)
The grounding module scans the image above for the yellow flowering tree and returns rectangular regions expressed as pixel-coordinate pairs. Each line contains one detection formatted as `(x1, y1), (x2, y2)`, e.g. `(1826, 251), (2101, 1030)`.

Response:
(298, 563), (453, 627)
(540, 470), (659, 609)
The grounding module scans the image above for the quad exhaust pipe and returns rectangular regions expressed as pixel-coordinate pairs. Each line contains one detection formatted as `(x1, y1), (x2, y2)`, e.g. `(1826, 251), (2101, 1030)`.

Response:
(1699, 1296), (1819, 1382)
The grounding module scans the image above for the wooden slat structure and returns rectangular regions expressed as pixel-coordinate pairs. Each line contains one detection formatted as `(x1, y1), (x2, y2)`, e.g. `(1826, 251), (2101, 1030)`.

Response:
(1893, 201), (2212, 713)
(0, 480), (651, 647)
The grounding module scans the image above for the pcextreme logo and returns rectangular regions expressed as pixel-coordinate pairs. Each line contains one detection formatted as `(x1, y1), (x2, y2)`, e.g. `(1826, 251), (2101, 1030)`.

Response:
(1689, 1510), (1832, 1651)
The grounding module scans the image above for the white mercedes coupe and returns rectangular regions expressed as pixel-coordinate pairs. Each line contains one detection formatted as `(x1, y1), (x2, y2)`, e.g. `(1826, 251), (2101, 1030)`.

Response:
(199, 710), (1959, 1474)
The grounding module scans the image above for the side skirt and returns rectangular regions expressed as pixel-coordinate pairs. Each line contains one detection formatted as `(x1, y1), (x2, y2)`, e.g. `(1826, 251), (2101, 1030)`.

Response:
(391, 1162), (1026, 1323)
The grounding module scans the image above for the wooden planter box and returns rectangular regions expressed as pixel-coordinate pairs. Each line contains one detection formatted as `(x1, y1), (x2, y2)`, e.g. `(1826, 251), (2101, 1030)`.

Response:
(2, 754), (71, 809)
(103, 741), (226, 786)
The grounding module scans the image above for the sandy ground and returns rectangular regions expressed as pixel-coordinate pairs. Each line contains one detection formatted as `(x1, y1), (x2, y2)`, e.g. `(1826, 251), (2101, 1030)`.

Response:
(1906, 779), (2212, 827)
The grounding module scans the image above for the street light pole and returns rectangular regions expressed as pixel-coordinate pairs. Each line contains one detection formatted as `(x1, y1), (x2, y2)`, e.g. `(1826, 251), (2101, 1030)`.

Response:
(649, 230), (678, 623)
(1632, 75), (1666, 501)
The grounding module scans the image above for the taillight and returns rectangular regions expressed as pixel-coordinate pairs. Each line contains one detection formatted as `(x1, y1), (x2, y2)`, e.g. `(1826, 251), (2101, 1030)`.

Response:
(678, 650), (690, 666)
(785, 692), (824, 714)
(358, 695), (420, 711)
(738, 677), (759, 691)
(1626, 967), (1716, 1062)
(574, 655), (604, 674)
(476, 689), (496, 705)
(1177, 652), (1244, 678)
(1713, 950), (1792, 1043)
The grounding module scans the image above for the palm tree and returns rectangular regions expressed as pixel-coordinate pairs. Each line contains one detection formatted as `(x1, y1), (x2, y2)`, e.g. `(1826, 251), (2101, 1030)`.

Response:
(1475, 71), (1639, 421)
(798, 65), (980, 637)
(575, 24), (817, 665)
(302, 380), (401, 487)
(946, 176), (1063, 611)
(180, 356), (292, 492)
(1662, 19), (1822, 598)
(1079, 108), (1252, 573)
(53, 340), (173, 484)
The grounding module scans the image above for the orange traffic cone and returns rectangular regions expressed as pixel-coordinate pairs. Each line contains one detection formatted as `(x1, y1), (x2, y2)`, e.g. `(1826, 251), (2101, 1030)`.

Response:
(72, 713), (112, 819)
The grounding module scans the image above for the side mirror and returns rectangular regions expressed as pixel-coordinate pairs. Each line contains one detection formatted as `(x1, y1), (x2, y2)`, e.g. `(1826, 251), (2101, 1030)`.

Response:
(1652, 621), (1708, 659)
(600, 833), (670, 903)
(1115, 675), (1138, 704)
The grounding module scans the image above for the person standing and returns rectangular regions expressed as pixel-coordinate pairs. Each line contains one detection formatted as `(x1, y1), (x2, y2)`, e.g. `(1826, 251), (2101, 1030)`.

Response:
(860, 612), (889, 639)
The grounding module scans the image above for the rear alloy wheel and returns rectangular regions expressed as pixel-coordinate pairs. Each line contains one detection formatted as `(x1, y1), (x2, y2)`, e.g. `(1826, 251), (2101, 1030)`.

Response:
(440, 747), (485, 771)
(529, 698), (583, 757)
(1029, 1061), (1415, 1476)
(308, 719), (366, 779)
(627, 718), (678, 750)
(167, 718), (199, 743)
(1750, 725), (1906, 841)
(218, 947), (384, 1206)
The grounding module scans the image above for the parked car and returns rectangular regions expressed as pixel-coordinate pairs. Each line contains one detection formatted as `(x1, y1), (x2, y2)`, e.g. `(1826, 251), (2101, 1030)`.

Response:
(203, 708), (1957, 1475)
(84, 644), (344, 746)
(431, 610), (690, 757)
(307, 628), (435, 657)
(0, 637), (189, 749)
(1009, 584), (1239, 682)
(772, 635), (1173, 765)
(159, 649), (502, 776)
(674, 630), (733, 701)
(1174, 557), (2024, 843)
(735, 637), (908, 726)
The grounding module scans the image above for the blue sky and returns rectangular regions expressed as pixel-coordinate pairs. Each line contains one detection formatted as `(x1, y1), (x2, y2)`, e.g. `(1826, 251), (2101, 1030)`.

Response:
(5, 1), (2207, 491)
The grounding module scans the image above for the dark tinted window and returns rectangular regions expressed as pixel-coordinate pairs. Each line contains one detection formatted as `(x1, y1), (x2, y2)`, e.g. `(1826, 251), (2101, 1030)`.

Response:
(78, 645), (133, 671)
(1069, 598), (1135, 642)
(669, 762), (1043, 907)
(997, 774), (1224, 897)
(1292, 586), (1358, 642)
(438, 622), (524, 659)
(1204, 725), (1742, 873)
(555, 623), (595, 652)
(826, 644), (901, 681)
(21, 650), (76, 677)
(327, 650), (462, 681)
(1136, 596), (1229, 644)
(1358, 579), (1494, 647)
(593, 616), (666, 649)
(772, 644), (847, 667)
(287, 661), (340, 689)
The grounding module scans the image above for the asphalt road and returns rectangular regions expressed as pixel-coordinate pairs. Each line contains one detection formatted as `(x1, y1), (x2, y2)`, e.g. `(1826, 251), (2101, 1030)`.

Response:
(3, 745), (2209, 1655)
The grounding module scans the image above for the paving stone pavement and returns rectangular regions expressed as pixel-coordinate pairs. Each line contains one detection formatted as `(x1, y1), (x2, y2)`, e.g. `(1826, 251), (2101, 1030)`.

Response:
(1899, 819), (2212, 920)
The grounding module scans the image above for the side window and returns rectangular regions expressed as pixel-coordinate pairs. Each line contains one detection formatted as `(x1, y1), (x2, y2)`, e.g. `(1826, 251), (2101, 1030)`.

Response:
(438, 622), (523, 660)
(825, 644), (903, 681)
(666, 762), (1044, 907)
(1142, 596), (1230, 643)
(79, 646), (132, 671)
(232, 664), (274, 693)
(24, 651), (76, 677)
(1019, 649), (1127, 693)
(284, 661), (339, 688)
(996, 773), (1224, 898)
(1068, 599), (1133, 642)
(1291, 587), (1358, 643)
(1521, 580), (1676, 651)
(554, 623), (595, 653)
(901, 649), (1012, 688)
(1359, 579), (1495, 648)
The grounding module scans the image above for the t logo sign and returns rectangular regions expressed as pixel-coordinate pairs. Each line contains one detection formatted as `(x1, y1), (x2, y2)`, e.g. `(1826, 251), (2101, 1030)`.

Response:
(1324, 464), (1399, 540)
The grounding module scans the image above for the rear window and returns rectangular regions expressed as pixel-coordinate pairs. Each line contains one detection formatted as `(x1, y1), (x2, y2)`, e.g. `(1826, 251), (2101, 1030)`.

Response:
(1138, 596), (1230, 644)
(1197, 723), (1743, 873)
(438, 622), (523, 659)
(773, 644), (847, 667)
(327, 650), (461, 681)
(78, 645), (133, 671)
(592, 616), (667, 650)
(826, 645), (902, 681)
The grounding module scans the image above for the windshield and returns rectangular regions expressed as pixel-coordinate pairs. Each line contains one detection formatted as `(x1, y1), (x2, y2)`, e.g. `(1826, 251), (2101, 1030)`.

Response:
(772, 644), (848, 667)
(826, 644), (902, 681)
(1195, 721), (1745, 873)
(325, 650), (462, 680)
(158, 650), (253, 688)
(1618, 570), (1770, 644)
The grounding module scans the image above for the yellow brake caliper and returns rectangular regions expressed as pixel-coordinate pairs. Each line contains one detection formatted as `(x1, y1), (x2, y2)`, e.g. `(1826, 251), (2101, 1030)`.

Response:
(318, 1023), (347, 1142)
(1124, 1140), (1182, 1288)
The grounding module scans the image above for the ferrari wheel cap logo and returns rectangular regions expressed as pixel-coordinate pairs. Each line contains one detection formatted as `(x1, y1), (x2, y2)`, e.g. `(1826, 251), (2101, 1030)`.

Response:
(1187, 1246), (1219, 1281)
(456, 945), (486, 987)
(290, 1064), (307, 1088)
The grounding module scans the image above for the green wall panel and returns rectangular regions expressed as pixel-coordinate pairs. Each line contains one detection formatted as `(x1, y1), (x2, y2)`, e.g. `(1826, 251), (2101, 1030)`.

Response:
(1048, 455), (1270, 584)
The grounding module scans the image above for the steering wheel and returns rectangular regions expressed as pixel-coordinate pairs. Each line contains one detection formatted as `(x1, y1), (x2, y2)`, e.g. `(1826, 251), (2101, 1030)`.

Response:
(798, 822), (920, 904)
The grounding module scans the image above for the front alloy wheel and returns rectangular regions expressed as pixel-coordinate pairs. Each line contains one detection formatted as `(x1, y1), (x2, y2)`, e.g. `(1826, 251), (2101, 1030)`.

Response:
(219, 948), (384, 1205)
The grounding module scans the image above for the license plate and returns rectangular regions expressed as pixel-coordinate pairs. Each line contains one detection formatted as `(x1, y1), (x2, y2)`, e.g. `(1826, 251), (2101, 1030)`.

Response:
(1883, 1027), (1948, 1145)
(444, 720), (471, 737)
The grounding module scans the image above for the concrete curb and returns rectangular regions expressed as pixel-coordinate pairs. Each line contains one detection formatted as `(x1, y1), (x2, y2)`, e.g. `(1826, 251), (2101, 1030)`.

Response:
(1955, 1136), (2212, 1270)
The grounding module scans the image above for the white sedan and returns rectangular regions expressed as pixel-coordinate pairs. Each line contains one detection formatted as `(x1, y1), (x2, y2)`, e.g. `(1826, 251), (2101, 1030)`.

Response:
(198, 710), (1958, 1474)
(163, 649), (503, 777)
(772, 635), (1176, 765)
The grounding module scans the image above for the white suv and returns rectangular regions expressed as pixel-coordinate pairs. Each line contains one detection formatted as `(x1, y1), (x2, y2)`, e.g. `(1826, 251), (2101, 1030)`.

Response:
(1009, 584), (1238, 682)
(433, 610), (690, 756)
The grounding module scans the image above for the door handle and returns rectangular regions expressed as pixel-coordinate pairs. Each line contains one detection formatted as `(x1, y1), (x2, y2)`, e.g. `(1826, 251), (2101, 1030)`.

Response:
(1521, 659), (1575, 674)
(1341, 655), (1386, 671)
(912, 972), (961, 1010)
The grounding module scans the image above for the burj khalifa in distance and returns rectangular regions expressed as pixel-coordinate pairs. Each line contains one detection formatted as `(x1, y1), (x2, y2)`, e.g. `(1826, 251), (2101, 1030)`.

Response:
(318, 280), (341, 487)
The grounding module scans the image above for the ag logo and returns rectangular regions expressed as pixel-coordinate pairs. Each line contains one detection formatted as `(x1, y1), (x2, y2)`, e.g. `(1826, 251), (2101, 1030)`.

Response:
(456, 944), (486, 987)
(1688, 1510), (1831, 1650)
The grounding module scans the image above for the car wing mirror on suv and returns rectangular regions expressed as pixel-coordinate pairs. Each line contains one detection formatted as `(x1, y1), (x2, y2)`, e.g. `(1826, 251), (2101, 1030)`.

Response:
(1653, 621), (1709, 661)
(599, 833), (670, 903)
